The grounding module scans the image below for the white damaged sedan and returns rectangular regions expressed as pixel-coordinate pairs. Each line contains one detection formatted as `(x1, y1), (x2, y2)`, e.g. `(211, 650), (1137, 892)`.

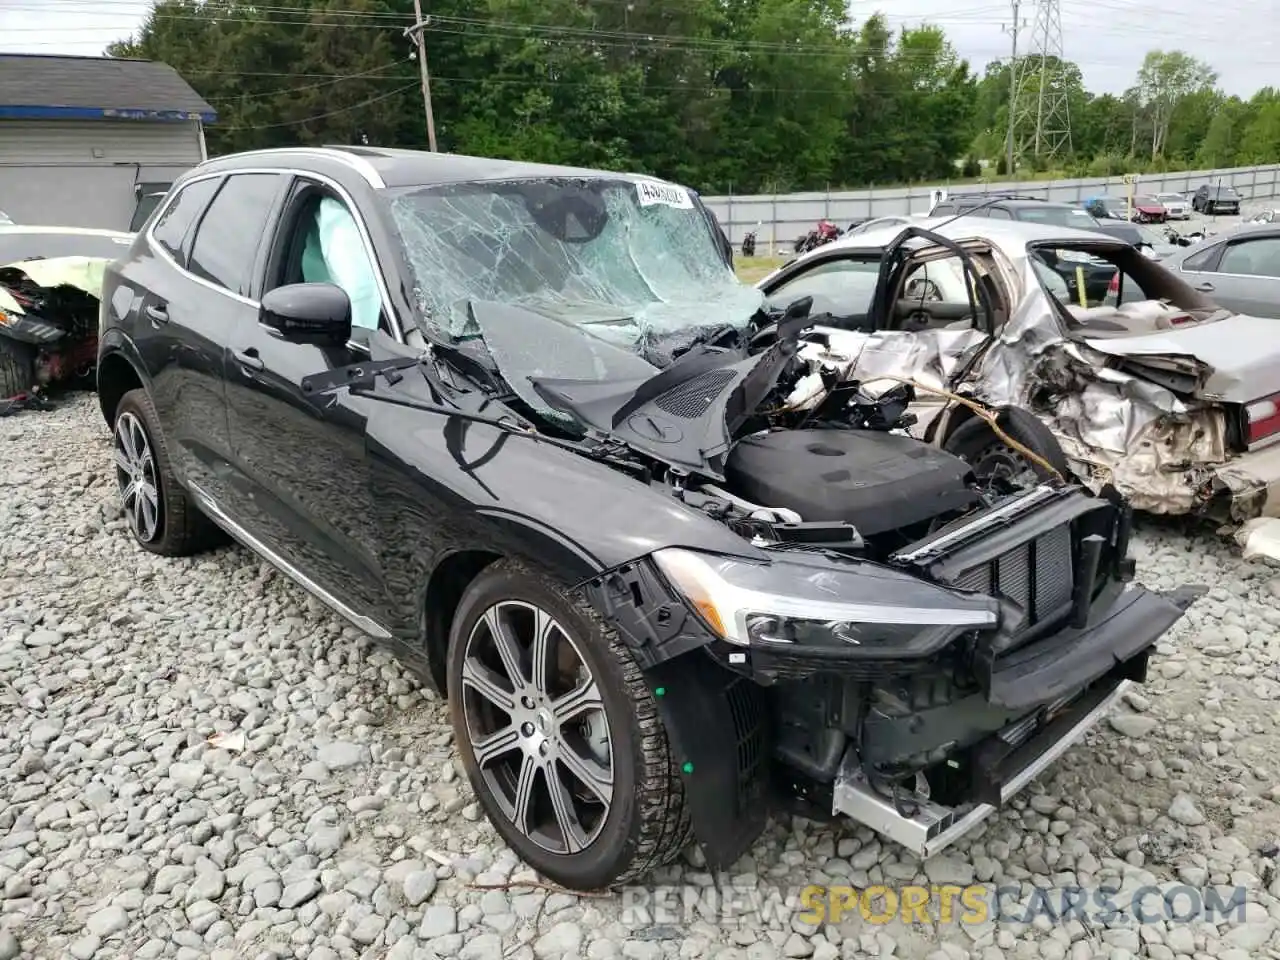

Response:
(755, 215), (1280, 526)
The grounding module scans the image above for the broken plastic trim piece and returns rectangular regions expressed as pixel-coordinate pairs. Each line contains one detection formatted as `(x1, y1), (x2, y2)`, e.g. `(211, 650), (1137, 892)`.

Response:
(831, 678), (1131, 859)
(300, 356), (424, 396)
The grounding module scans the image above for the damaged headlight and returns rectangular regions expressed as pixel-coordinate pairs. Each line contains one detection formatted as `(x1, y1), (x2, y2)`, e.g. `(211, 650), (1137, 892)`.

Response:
(651, 548), (996, 652)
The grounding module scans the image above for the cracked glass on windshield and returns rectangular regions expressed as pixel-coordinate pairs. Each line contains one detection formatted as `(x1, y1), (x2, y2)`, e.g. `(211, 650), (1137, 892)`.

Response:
(382, 177), (765, 368)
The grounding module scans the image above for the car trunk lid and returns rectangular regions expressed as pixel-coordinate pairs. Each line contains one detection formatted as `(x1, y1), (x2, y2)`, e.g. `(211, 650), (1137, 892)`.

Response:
(1079, 311), (1280, 404)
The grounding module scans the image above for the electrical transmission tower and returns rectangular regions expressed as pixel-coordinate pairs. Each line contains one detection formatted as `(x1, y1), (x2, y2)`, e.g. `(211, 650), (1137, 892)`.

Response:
(1020, 0), (1072, 162)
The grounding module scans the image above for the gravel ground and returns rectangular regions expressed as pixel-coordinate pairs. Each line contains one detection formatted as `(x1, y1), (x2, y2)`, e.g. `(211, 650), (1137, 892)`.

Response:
(3, 393), (1280, 960)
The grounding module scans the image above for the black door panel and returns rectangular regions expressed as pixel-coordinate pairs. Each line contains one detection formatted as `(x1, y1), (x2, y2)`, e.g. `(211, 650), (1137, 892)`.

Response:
(224, 329), (386, 615)
(125, 249), (238, 503)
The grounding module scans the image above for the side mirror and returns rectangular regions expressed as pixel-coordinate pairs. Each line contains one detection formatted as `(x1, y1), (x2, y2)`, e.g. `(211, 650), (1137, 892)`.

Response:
(259, 283), (352, 345)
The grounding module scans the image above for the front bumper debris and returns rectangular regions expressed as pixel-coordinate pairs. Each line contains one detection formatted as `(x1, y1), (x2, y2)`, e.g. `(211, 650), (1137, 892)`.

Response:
(829, 578), (1202, 858)
(832, 673), (1131, 859)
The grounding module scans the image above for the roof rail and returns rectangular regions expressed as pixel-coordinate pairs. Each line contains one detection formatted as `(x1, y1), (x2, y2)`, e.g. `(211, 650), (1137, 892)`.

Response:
(937, 191), (1048, 203)
(193, 147), (385, 187)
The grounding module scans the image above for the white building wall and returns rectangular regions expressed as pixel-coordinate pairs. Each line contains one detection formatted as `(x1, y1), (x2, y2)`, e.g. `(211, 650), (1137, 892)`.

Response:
(0, 118), (205, 229)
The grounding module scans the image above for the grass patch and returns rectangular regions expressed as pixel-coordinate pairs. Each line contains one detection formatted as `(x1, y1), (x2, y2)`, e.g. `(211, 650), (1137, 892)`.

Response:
(735, 254), (789, 284)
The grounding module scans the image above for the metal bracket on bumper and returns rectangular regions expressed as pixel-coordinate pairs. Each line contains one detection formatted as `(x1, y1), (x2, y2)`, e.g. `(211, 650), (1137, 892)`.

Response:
(832, 675), (1132, 860)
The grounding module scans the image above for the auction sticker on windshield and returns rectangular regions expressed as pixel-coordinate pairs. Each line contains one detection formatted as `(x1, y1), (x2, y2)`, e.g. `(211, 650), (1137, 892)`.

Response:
(636, 180), (694, 209)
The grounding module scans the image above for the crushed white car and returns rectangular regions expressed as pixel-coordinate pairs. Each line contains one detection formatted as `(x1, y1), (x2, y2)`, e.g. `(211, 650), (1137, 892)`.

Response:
(756, 216), (1280, 528)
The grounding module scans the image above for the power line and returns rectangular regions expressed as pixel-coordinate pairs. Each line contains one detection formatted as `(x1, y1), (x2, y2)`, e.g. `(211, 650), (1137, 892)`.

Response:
(200, 57), (414, 103)
(223, 80), (419, 131)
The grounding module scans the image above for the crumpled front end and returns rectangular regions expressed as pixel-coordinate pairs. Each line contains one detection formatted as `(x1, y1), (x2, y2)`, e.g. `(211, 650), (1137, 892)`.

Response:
(0, 255), (108, 396)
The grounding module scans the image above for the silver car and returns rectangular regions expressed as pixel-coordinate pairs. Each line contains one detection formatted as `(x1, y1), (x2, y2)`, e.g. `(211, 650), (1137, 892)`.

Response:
(1162, 221), (1280, 318)
(756, 217), (1280, 523)
(1156, 192), (1190, 220)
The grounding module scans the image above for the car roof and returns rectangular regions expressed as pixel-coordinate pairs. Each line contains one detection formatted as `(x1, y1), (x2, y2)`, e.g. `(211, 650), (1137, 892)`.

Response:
(196, 145), (684, 191)
(0, 225), (132, 239)
(814, 214), (1126, 258)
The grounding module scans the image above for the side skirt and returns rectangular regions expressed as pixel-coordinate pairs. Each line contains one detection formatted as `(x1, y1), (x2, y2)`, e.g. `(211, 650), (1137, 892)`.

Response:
(186, 480), (395, 641)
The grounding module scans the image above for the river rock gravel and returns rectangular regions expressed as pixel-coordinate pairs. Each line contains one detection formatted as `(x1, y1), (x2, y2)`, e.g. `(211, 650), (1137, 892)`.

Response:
(3, 393), (1280, 960)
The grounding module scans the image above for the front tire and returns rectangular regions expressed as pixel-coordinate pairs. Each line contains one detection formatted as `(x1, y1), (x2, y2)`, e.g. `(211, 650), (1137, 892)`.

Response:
(112, 388), (221, 556)
(0, 338), (34, 399)
(446, 559), (691, 890)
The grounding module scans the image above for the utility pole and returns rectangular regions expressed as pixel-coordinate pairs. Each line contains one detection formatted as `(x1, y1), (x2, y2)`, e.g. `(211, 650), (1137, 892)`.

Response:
(407, 1), (438, 152)
(1001, 0), (1022, 176)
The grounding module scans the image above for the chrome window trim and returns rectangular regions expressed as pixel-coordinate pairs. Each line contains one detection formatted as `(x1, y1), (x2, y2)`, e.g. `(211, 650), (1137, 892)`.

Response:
(145, 166), (402, 343)
(196, 147), (386, 188)
(1177, 236), (1280, 281)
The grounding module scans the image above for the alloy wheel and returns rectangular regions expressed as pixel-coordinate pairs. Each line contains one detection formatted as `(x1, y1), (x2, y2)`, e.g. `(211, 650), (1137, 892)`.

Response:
(460, 600), (615, 855)
(113, 411), (161, 543)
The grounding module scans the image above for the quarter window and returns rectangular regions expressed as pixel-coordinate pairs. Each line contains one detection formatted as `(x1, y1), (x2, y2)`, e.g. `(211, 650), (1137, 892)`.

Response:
(188, 174), (285, 296)
(151, 177), (220, 265)
(1179, 244), (1220, 273)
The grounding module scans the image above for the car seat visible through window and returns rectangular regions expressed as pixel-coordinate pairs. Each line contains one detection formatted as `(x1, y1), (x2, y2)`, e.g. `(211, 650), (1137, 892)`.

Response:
(299, 197), (381, 330)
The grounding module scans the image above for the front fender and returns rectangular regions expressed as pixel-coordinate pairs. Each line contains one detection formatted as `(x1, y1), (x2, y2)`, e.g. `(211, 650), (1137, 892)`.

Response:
(642, 648), (772, 871)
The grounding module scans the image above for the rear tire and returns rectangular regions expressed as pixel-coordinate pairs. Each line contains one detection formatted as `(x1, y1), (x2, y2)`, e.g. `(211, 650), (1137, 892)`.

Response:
(112, 388), (222, 556)
(944, 406), (1073, 489)
(0, 338), (34, 399)
(446, 558), (691, 891)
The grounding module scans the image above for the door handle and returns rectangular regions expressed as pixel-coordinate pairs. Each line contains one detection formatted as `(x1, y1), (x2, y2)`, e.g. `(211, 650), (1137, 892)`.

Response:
(1194, 282), (1215, 292)
(232, 347), (265, 371)
(145, 303), (169, 324)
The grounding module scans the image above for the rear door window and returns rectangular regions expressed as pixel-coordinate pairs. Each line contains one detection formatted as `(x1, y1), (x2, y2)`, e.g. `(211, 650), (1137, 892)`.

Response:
(151, 177), (220, 266)
(187, 173), (287, 297)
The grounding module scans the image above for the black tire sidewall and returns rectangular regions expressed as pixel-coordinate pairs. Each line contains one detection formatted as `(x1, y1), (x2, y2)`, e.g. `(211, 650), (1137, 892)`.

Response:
(944, 407), (1073, 483)
(445, 561), (649, 889)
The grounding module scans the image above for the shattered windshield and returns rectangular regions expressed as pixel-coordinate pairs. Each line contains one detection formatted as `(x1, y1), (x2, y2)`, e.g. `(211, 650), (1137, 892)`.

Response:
(383, 177), (765, 362)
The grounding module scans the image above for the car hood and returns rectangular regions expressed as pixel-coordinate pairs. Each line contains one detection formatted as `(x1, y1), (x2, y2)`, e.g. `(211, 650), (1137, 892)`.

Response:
(0, 256), (109, 309)
(466, 299), (801, 480)
(1082, 311), (1280, 402)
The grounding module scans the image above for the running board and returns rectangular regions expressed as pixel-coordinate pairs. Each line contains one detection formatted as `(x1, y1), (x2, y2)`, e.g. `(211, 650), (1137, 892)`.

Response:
(831, 679), (1130, 859)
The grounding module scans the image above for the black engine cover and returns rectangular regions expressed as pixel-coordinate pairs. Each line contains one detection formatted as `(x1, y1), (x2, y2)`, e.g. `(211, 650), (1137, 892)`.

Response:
(724, 429), (978, 537)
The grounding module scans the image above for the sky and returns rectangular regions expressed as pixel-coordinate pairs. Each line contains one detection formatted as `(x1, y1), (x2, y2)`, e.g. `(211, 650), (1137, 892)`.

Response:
(0, 0), (1271, 99)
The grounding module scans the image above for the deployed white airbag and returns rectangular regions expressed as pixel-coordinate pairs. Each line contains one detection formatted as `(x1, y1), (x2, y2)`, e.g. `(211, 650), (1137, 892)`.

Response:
(302, 198), (381, 330)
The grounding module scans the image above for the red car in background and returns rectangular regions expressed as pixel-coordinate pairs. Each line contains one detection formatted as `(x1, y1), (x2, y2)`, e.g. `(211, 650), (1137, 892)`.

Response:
(1084, 195), (1168, 224)
(1131, 194), (1169, 223)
